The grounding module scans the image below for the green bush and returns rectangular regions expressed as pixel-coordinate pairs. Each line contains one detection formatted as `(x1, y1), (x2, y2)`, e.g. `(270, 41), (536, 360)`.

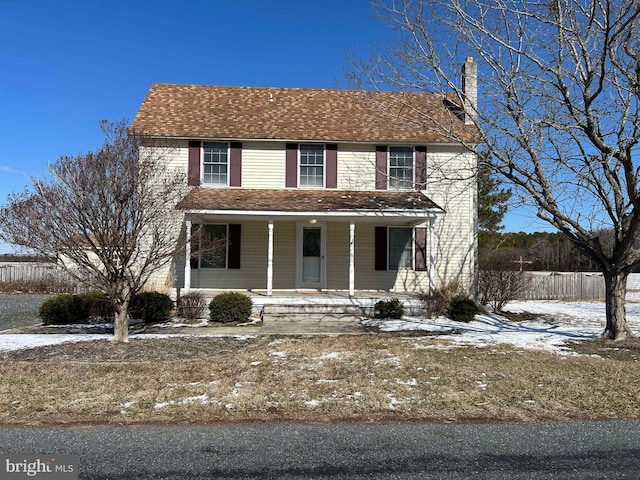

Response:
(80, 290), (115, 321)
(38, 294), (89, 325)
(374, 298), (405, 319)
(448, 296), (480, 323)
(130, 291), (174, 323)
(178, 291), (208, 320)
(209, 292), (253, 323)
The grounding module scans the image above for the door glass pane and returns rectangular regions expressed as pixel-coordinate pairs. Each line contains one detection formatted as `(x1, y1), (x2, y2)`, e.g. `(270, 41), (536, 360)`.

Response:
(303, 228), (321, 257)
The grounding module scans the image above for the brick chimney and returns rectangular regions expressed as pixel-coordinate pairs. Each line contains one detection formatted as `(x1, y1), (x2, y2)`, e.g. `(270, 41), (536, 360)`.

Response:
(461, 57), (477, 125)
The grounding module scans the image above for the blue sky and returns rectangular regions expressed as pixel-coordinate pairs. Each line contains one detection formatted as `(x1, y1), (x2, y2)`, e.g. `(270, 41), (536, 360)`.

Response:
(0, 0), (549, 253)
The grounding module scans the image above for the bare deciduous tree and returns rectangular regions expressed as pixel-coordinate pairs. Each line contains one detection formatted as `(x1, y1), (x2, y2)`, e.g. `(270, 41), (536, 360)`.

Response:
(348, 0), (640, 339)
(0, 120), (188, 342)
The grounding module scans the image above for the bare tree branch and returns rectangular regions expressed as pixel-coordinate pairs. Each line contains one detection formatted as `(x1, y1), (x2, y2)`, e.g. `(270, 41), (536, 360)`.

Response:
(348, 0), (640, 339)
(0, 120), (189, 342)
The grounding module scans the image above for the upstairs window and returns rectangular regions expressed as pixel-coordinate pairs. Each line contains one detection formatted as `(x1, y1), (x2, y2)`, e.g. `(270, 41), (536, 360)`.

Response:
(389, 146), (414, 190)
(203, 142), (228, 185)
(299, 144), (324, 187)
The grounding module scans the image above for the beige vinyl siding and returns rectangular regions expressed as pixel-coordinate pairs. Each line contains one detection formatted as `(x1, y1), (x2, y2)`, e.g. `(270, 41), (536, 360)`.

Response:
(272, 221), (296, 289)
(426, 148), (476, 292)
(241, 142), (287, 189)
(325, 223), (349, 290)
(141, 140), (190, 178)
(336, 144), (376, 190)
(154, 140), (476, 295)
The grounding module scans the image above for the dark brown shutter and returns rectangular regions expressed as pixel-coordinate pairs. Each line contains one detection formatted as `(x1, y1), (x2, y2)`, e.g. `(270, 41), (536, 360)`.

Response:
(228, 224), (241, 269)
(375, 226), (388, 271)
(415, 227), (427, 271)
(375, 146), (388, 190)
(190, 223), (199, 269)
(415, 146), (427, 190)
(188, 141), (201, 186)
(229, 142), (242, 187)
(285, 143), (298, 188)
(326, 143), (338, 188)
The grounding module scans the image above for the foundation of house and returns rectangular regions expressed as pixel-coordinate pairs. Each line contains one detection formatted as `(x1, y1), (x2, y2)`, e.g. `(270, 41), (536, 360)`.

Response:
(173, 289), (424, 319)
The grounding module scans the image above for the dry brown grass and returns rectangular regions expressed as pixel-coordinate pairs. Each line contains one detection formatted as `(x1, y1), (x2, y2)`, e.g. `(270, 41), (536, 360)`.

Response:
(1, 335), (640, 425)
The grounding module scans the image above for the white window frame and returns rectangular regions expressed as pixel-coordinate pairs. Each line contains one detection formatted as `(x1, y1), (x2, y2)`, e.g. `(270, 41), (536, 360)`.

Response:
(199, 223), (229, 269)
(299, 144), (325, 188)
(388, 226), (414, 271)
(202, 142), (229, 186)
(388, 146), (414, 190)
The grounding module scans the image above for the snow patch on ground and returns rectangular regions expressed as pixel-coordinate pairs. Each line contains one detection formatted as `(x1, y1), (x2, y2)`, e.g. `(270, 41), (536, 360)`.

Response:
(362, 300), (640, 352)
(1, 300), (638, 353)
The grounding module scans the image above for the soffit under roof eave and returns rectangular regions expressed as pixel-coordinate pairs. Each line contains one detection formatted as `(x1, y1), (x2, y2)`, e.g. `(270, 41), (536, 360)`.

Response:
(138, 134), (478, 148)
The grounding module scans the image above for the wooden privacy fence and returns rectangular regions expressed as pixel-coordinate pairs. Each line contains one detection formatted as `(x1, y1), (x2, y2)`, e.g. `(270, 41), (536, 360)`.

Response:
(517, 272), (605, 301)
(0, 262), (85, 293)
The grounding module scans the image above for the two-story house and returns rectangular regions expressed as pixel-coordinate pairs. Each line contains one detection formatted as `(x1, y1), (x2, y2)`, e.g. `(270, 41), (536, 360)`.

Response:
(130, 60), (480, 300)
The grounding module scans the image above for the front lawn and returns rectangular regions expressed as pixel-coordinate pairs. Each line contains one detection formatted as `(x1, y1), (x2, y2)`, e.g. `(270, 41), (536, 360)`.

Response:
(1, 334), (639, 425)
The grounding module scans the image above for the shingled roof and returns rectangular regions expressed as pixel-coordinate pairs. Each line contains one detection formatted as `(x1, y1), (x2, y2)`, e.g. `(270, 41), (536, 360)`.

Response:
(131, 84), (480, 144)
(176, 189), (443, 214)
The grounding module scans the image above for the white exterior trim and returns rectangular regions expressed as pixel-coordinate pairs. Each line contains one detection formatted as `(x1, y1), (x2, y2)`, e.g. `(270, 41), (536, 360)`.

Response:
(267, 217), (274, 296)
(183, 209), (442, 220)
(349, 218), (355, 296)
(184, 219), (192, 294)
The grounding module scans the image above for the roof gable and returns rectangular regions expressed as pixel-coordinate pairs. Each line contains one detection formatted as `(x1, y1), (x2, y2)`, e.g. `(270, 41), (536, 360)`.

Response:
(131, 84), (480, 144)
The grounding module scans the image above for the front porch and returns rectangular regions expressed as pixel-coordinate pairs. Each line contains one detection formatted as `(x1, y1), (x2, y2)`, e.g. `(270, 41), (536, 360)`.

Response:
(177, 188), (444, 297)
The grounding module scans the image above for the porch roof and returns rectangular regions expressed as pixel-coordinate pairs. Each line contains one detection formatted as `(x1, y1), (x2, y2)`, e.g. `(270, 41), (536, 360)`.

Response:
(176, 188), (444, 219)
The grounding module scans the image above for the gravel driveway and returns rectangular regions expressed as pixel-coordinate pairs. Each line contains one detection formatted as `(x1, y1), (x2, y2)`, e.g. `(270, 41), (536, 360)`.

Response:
(0, 294), (50, 331)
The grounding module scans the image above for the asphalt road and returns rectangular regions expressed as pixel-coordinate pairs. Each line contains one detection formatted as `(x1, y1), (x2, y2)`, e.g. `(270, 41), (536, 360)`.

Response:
(1, 420), (640, 479)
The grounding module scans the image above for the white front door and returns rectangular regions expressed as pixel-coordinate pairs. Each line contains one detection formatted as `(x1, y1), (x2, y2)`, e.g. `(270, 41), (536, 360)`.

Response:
(297, 222), (326, 289)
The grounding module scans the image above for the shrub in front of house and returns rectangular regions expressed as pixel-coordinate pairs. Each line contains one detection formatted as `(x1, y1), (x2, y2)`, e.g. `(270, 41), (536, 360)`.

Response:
(374, 298), (405, 319)
(418, 279), (461, 318)
(209, 292), (253, 323)
(447, 296), (480, 323)
(129, 291), (174, 324)
(38, 294), (89, 325)
(80, 290), (115, 321)
(178, 291), (208, 320)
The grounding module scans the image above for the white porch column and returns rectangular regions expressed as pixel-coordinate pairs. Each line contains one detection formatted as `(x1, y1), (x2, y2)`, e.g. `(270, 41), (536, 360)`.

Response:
(349, 218), (355, 296)
(267, 217), (274, 296)
(184, 219), (192, 294)
(429, 217), (436, 294)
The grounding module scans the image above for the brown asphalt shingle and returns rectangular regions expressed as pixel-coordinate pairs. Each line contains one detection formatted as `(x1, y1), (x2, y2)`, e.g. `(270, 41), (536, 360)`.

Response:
(131, 84), (480, 144)
(176, 189), (443, 213)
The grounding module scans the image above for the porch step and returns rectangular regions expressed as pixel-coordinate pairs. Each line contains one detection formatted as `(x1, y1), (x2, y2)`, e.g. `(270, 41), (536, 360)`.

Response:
(262, 304), (363, 322)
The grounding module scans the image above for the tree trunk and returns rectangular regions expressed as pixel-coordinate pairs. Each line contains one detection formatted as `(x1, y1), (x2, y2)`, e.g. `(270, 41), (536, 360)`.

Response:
(601, 270), (633, 341)
(113, 301), (130, 343)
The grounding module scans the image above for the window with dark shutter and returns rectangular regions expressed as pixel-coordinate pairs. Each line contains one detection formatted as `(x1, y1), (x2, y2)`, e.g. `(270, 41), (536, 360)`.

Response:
(375, 226), (388, 270)
(415, 146), (427, 190)
(190, 223), (199, 269)
(375, 146), (388, 190)
(286, 143), (298, 187)
(326, 144), (337, 188)
(229, 142), (242, 187)
(228, 224), (241, 269)
(415, 227), (427, 271)
(188, 141), (201, 186)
